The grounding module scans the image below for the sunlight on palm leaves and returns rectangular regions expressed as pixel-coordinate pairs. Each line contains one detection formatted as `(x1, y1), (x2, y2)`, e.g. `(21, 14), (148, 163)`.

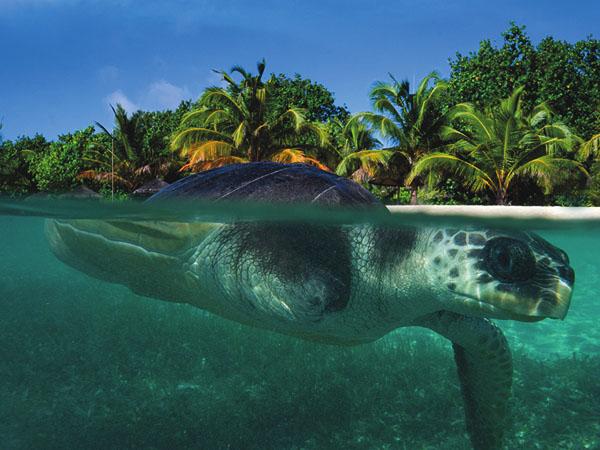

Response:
(271, 148), (331, 171)
(171, 60), (329, 171)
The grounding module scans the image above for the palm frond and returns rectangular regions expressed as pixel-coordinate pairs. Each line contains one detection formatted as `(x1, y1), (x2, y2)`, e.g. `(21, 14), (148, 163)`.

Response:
(274, 108), (307, 131)
(230, 65), (250, 80)
(415, 75), (446, 132)
(440, 125), (471, 145)
(509, 156), (587, 193)
(341, 117), (381, 153)
(231, 122), (248, 148)
(94, 121), (113, 138)
(271, 149), (331, 171)
(335, 150), (395, 177)
(577, 133), (600, 161)
(357, 112), (404, 142)
(200, 88), (245, 118)
(170, 60), (332, 167)
(171, 128), (232, 152)
(182, 140), (235, 166)
(407, 153), (496, 192)
(449, 106), (494, 142)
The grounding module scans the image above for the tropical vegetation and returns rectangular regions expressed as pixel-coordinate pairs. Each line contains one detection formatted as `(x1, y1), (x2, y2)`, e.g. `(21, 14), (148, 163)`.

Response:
(408, 86), (585, 205)
(79, 104), (188, 192)
(336, 72), (448, 203)
(170, 60), (331, 172)
(0, 24), (598, 206)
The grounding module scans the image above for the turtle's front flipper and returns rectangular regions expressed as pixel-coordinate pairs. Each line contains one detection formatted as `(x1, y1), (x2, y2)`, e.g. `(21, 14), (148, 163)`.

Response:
(415, 311), (512, 450)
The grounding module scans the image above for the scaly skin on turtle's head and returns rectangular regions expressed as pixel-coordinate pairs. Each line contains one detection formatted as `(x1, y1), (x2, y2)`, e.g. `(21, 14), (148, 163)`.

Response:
(423, 228), (574, 321)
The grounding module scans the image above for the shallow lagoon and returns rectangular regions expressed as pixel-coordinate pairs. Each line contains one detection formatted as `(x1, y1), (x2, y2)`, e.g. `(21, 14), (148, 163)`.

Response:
(0, 201), (599, 449)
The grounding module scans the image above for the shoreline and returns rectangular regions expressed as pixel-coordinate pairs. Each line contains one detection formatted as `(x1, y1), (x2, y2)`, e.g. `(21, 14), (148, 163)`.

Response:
(387, 205), (600, 222)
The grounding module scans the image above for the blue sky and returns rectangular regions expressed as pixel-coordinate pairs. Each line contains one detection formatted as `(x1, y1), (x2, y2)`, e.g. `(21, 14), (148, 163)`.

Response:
(1, 0), (598, 140)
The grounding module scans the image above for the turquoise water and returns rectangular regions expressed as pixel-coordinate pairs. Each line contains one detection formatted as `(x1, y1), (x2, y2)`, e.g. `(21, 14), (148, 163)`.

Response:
(0, 201), (599, 449)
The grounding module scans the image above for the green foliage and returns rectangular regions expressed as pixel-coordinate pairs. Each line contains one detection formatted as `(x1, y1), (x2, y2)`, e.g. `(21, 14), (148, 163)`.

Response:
(331, 113), (385, 177)
(1, 27), (598, 205)
(97, 183), (131, 200)
(335, 150), (394, 180)
(265, 73), (350, 166)
(366, 185), (413, 205)
(267, 73), (349, 124)
(330, 117), (381, 156)
(410, 87), (585, 205)
(83, 102), (191, 190)
(448, 23), (600, 139)
(420, 179), (487, 205)
(587, 161), (600, 206)
(577, 132), (600, 162)
(172, 60), (330, 171)
(339, 72), (448, 203)
(534, 37), (600, 139)
(30, 127), (97, 192)
(0, 134), (49, 194)
(138, 101), (193, 160)
(359, 72), (448, 163)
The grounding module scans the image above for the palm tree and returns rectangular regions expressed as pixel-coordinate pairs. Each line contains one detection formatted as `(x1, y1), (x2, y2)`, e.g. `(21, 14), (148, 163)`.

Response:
(171, 59), (330, 171)
(80, 104), (178, 192)
(332, 117), (390, 182)
(577, 132), (600, 161)
(336, 72), (448, 203)
(408, 86), (586, 205)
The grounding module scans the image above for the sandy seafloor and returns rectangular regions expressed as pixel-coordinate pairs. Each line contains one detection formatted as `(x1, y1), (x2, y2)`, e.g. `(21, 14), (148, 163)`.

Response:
(0, 215), (598, 450)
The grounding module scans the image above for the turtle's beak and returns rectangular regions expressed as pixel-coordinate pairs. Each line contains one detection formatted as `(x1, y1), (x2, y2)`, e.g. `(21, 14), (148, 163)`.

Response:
(548, 279), (573, 319)
(452, 271), (574, 322)
(45, 219), (215, 302)
(490, 266), (574, 321)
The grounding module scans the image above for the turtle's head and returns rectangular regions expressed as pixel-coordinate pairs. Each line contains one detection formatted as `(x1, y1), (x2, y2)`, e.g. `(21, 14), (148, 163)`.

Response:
(424, 228), (574, 321)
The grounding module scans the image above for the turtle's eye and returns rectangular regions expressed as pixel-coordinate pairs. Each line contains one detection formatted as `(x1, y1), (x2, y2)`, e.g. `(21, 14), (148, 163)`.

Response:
(483, 237), (536, 283)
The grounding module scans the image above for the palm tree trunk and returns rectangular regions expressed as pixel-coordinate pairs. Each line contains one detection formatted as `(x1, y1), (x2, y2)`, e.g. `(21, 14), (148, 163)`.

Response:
(407, 171), (419, 205)
(249, 139), (262, 162)
(409, 187), (418, 205)
(248, 145), (257, 162)
(408, 178), (418, 205)
(495, 188), (508, 205)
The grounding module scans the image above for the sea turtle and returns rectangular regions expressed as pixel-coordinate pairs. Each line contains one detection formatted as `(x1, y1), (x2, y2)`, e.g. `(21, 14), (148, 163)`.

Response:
(45, 162), (575, 450)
